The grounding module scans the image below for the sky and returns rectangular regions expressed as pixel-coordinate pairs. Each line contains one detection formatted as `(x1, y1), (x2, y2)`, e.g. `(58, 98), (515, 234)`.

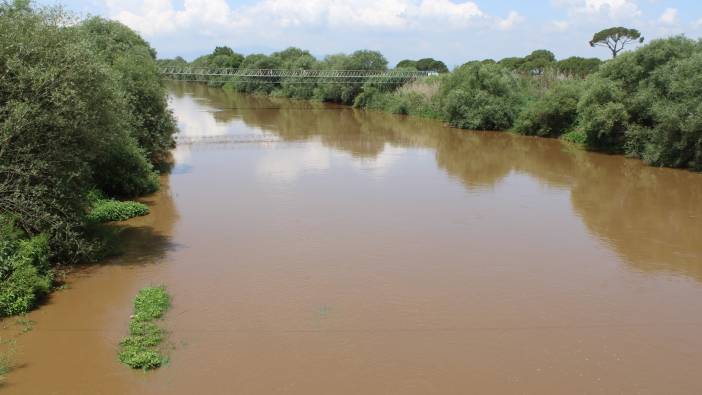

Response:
(35, 0), (702, 67)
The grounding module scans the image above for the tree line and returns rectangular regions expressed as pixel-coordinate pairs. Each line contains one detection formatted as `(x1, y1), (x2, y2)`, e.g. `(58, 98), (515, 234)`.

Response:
(162, 27), (700, 172)
(0, 1), (176, 316)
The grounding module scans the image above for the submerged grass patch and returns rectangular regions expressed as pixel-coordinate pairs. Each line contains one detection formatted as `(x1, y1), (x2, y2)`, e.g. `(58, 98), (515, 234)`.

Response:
(0, 338), (15, 383)
(88, 199), (150, 223)
(118, 286), (171, 370)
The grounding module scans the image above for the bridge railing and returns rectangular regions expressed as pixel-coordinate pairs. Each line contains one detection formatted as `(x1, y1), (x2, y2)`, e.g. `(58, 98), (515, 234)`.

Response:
(159, 68), (430, 84)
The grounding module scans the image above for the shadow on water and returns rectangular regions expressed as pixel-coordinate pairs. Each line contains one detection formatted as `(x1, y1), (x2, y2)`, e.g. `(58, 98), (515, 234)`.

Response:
(169, 82), (702, 283)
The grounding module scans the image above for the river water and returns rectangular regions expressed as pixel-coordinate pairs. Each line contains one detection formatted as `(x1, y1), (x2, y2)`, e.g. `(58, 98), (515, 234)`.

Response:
(1, 82), (702, 394)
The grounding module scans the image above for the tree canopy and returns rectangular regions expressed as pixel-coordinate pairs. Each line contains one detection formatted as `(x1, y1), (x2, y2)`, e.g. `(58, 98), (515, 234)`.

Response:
(590, 27), (644, 58)
(395, 58), (448, 73)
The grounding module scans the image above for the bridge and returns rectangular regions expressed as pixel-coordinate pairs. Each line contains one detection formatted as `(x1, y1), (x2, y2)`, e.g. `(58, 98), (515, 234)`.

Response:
(159, 67), (431, 84)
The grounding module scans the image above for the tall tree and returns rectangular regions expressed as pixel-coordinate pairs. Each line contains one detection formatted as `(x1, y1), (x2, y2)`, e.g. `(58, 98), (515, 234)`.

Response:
(589, 27), (644, 58)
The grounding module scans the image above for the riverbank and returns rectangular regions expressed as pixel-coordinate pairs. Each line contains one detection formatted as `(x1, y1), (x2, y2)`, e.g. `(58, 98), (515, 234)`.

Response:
(178, 36), (702, 172)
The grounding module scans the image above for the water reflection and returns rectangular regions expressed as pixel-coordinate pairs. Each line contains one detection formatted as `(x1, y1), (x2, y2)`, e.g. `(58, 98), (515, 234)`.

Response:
(169, 82), (702, 282)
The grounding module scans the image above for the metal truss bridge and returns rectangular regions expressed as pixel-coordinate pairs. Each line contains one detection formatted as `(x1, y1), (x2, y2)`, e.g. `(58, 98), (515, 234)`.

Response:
(160, 67), (430, 84)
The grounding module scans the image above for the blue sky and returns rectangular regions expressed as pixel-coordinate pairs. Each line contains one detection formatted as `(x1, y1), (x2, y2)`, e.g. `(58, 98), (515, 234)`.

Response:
(36, 0), (702, 67)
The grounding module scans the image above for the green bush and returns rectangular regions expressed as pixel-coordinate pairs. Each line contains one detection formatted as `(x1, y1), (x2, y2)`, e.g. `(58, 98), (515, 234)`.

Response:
(561, 130), (587, 145)
(0, 216), (52, 317)
(514, 80), (584, 137)
(88, 200), (150, 223)
(118, 286), (171, 370)
(438, 63), (521, 130)
(80, 17), (177, 170)
(578, 36), (702, 169)
(0, 3), (172, 264)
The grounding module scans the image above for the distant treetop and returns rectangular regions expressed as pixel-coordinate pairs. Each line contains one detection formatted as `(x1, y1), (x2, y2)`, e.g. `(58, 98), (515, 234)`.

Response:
(590, 27), (644, 58)
(395, 58), (448, 73)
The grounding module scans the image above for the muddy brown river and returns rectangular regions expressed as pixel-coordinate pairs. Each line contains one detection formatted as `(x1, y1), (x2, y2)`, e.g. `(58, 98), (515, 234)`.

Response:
(1, 82), (702, 394)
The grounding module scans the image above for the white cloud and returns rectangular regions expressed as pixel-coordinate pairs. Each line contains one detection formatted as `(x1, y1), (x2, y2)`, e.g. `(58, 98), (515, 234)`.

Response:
(497, 11), (525, 31)
(105, 0), (494, 36)
(554, 0), (641, 19)
(658, 8), (677, 25)
(552, 20), (570, 31)
(257, 143), (331, 183)
(106, 0), (235, 36)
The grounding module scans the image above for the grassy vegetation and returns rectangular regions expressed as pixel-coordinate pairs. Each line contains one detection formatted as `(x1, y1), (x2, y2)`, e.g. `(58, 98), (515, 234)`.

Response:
(88, 200), (150, 224)
(0, 338), (16, 383)
(118, 286), (171, 370)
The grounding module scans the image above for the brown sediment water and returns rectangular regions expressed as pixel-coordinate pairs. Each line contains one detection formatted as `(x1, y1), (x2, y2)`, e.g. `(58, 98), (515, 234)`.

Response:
(1, 82), (701, 394)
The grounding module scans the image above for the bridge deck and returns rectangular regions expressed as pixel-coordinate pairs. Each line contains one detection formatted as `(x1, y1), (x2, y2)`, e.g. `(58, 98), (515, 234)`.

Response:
(160, 68), (430, 84)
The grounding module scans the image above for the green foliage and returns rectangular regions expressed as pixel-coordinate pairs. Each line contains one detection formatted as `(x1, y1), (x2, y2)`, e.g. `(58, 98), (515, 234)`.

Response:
(498, 56), (525, 71)
(0, 216), (52, 317)
(514, 80), (584, 137)
(157, 56), (188, 68)
(395, 58), (448, 73)
(439, 62), (521, 130)
(88, 200), (150, 223)
(80, 17), (177, 170)
(590, 26), (644, 58)
(578, 36), (702, 169)
(0, 338), (15, 382)
(0, 3), (171, 266)
(519, 50), (556, 75)
(577, 77), (629, 150)
(561, 130), (587, 145)
(118, 286), (171, 370)
(556, 57), (602, 78)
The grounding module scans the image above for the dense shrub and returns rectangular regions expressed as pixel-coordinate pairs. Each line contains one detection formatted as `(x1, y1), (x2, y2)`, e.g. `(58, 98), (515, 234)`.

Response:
(0, 216), (52, 317)
(80, 17), (177, 171)
(0, 4), (142, 260)
(514, 80), (584, 137)
(556, 57), (602, 78)
(438, 63), (521, 130)
(578, 36), (702, 169)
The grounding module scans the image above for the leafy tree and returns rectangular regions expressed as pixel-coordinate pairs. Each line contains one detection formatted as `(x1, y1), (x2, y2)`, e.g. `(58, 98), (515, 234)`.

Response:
(396, 58), (448, 73)
(1, 5), (134, 259)
(498, 56), (524, 71)
(590, 27), (644, 58)
(396, 59), (417, 69)
(191, 47), (244, 69)
(556, 57), (601, 78)
(579, 36), (702, 169)
(519, 50), (556, 75)
(80, 17), (177, 172)
(514, 80), (584, 137)
(439, 62), (521, 130)
(315, 50), (388, 104)
(415, 58), (449, 73)
(157, 56), (188, 67)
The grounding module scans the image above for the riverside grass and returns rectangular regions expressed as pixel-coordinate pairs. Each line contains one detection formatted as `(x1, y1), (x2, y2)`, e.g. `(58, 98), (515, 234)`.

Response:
(118, 286), (171, 370)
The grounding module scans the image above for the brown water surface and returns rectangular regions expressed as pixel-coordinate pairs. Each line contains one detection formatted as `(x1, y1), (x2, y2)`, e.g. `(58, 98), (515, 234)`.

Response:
(2, 82), (702, 394)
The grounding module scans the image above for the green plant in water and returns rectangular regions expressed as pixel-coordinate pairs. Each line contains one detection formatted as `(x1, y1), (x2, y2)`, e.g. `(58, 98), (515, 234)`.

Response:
(118, 286), (171, 370)
(561, 129), (587, 145)
(88, 200), (150, 224)
(0, 338), (16, 382)
(15, 317), (35, 334)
